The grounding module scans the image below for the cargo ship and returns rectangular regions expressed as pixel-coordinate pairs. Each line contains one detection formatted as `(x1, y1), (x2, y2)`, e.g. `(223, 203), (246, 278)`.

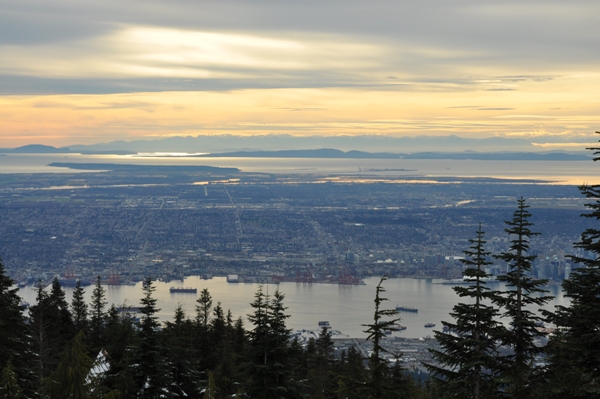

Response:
(317, 321), (331, 329)
(169, 287), (198, 293)
(59, 278), (92, 287)
(396, 305), (418, 313)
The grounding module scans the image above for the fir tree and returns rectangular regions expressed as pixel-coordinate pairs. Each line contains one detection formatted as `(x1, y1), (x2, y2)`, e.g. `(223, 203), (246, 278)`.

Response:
(544, 131), (600, 398)
(245, 286), (293, 399)
(231, 316), (247, 358)
(196, 288), (213, 329)
(41, 330), (93, 399)
(0, 257), (37, 396)
(134, 277), (173, 398)
(48, 277), (76, 344)
(195, 288), (213, 374)
(361, 275), (403, 399)
(102, 305), (138, 398)
(306, 327), (336, 399)
(0, 360), (24, 399)
(266, 289), (294, 397)
(493, 197), (552, 398)
(336, 346), (367, 399)
(49, 277), (74, 325)
(71, 279), (89, 334)
(163, 304), (202, 397)
(427, 224), (502, 399)
(88, 275), (107, 352)
(210, 303), (242, 397)
(205, 370), (217, 399)
(30, 279), (73, 379)
(209, 302), (227, 370)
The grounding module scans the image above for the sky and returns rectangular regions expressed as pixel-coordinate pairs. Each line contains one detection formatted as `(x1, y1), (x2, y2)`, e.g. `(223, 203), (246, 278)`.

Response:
(1, 0), (600, 149)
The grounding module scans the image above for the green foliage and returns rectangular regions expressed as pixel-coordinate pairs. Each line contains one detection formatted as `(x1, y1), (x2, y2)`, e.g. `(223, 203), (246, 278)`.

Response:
(361, 275), (403, 399)
(71, 280), (89, 334)
(304, 327), (336, 399)
(245, 286), (294, 399)
(0, 360), (24, 399)
(0, 257), (37, 396)
(544, 133), (600, 398)
(195, 288), (214, 374)
(427, 224), (502, 399)
(196, 288), (213, 328)
(89, 275), (107, 352)
(102, 305), (138, 398)
(134, 277), (173, 398)
(163, 304), (203, 397)
(335, 346), (367, 399)
(492, 198), (552, 398)
(205, 370), (217, 399)
(30, 278), (75, 379)
(41, 330), (93, 399)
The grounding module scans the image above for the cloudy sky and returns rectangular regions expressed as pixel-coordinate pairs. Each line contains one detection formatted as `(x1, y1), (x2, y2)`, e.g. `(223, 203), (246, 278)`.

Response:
(1, 0), (599, 148)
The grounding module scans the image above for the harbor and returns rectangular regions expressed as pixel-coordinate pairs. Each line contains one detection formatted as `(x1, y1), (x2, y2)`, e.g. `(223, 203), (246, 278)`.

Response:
(14, 275), (568, 339)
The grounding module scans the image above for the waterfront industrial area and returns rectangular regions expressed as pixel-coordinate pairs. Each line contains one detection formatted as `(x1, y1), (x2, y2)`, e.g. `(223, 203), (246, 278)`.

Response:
(0, 165), (589, 289)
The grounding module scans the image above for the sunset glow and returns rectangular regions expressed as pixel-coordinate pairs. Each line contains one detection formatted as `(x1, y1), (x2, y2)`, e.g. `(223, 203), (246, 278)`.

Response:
(1, 1), (599, 148)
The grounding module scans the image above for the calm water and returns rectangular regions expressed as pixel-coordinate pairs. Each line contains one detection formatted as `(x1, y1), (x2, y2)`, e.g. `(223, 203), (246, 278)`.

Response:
(17, 276), (568, 338)
(0, 153), (599, 184)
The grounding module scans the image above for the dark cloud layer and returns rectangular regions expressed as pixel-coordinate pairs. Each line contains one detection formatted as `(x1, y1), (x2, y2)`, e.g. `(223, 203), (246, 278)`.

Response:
(2, 0), (599, 94)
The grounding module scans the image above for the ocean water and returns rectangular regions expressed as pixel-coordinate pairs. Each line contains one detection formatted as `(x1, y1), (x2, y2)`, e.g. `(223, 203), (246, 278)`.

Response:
(17, 276), (567, 339)
(0, 153), (598, 184)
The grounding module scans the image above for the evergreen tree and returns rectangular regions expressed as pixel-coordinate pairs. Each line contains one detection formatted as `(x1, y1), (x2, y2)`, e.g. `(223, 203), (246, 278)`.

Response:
(196, 288), (213, 329)
(89, 275), (107, 352)
(102, 305), (138, 398)
(231, 316), (247, 359)
(306, 327), (336, 399)
(427, 224), (502, 399)
(195, 288), (213, 375)
(209, 303), (241, 397)
(209, 302), (227, 369)
(0, 360), (24, 399)
(41, 330), (93, 399)
(205, 370), (217, 399)
(163, 304), (202, 397)
(71, 279), (89, 334)
(493, 197), (552, 398)
(336, 346), (367, 399)
(266, 290), (294, 396)
(0, 257), (37, 396)
(245, 286), (293, 399)
(29, 282), (51, 379)
(361, 275), (404, 399)
(49, 277), (75, 339)
(134, 277), (173, 398)
(544, 132), (600, 398)
(30, 279), (73, 380)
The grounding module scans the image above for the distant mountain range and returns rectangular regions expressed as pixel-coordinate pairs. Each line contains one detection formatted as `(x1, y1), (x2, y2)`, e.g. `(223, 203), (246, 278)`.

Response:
(63, 134), (540, 153)
(0, 135), (592, 161)
(1, 144), (69, 153)
(0, 144), (135, 155)
(0, 143), (591, 161)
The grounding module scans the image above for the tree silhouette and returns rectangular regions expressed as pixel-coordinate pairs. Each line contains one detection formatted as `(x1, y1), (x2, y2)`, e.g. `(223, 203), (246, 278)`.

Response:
(493, 198), (552, 398)
(545, 131), (600, 397)
(427, 224), (502, 398)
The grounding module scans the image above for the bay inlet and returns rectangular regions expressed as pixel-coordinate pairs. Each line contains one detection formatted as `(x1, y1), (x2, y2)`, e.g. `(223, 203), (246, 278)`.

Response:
(17, 276), (568, 339)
